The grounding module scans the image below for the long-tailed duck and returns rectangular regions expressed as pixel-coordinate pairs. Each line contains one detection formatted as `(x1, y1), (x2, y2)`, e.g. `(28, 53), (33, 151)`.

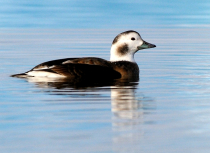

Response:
(11, 30), (156, 80)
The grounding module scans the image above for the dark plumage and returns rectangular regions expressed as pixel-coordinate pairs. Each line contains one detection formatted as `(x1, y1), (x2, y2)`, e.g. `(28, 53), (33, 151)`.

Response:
(117, 44), (129, 56)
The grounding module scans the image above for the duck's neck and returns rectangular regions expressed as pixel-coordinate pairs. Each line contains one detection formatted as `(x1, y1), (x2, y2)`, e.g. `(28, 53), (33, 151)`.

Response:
(110, 46), (135, 63)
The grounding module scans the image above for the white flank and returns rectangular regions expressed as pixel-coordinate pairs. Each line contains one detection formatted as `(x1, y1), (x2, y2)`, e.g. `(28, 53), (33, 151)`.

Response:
(26, 71), (65, 78)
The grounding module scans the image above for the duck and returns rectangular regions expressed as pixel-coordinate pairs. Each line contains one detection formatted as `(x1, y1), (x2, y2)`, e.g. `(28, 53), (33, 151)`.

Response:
(11, 30), (156, 81)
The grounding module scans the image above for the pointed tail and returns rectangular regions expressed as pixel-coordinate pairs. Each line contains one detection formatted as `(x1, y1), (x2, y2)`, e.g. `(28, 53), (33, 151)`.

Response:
(10, 73), (28, 78)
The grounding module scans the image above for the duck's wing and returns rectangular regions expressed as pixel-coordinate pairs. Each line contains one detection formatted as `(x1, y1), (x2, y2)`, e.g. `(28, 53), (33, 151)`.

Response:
(51, 63), (121, 80)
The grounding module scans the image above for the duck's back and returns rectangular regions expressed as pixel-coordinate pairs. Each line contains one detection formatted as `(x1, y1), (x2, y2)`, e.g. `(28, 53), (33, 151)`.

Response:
(32, 57), (112, 70)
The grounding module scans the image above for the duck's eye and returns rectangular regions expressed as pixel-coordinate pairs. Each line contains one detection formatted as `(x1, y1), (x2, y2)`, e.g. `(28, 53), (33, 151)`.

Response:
(131, 37), (135, 41)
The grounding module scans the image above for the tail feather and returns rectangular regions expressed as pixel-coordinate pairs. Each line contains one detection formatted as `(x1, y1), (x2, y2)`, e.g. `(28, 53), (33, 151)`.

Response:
(10, 73), (29, 78)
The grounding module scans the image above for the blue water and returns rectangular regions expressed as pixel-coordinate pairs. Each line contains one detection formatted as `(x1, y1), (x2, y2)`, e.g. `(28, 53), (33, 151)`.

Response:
(1, 1), (210, 153)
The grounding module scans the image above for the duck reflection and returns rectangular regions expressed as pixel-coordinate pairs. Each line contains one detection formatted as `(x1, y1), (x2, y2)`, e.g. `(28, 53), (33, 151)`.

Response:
(20, 76), (153, 152)
(23, 77), (151, 121)
(110, 81), (154, 153)
(111, 83), (145, 134)
(111, 86), (142, 120)
(22, 76), (152, 122)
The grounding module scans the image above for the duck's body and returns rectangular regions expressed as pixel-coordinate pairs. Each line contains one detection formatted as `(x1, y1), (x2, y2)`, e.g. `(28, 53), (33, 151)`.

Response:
(11, 30), (156, 80)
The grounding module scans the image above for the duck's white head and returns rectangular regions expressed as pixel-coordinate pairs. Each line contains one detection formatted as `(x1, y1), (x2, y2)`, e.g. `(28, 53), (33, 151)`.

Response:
(110, 30), (156, 62)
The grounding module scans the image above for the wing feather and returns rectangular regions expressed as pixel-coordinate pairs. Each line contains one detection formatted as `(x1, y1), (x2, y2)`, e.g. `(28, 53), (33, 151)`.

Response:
(51, 63), (121, 80)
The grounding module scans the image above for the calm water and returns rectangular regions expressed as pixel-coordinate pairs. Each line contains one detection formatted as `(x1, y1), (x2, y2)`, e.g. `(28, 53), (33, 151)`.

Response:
(1, 0), (210, 153)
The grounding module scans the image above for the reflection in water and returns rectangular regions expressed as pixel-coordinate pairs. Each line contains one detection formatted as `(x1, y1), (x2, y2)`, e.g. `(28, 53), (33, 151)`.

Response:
(111, 87), (142, 119)
(18, 76), (153, 152)
(111, 84), (154, 152)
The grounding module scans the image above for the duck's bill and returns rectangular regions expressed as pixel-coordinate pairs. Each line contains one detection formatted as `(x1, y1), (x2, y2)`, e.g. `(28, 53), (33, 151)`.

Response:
(138, 41), (156, 50)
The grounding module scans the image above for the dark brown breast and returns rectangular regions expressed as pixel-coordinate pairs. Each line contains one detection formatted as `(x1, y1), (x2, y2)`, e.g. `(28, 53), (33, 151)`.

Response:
(111, 61), (139, 80)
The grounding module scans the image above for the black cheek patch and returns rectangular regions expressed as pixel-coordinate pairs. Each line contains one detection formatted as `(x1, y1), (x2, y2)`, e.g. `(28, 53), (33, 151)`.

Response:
(117, 44), (129, 56)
